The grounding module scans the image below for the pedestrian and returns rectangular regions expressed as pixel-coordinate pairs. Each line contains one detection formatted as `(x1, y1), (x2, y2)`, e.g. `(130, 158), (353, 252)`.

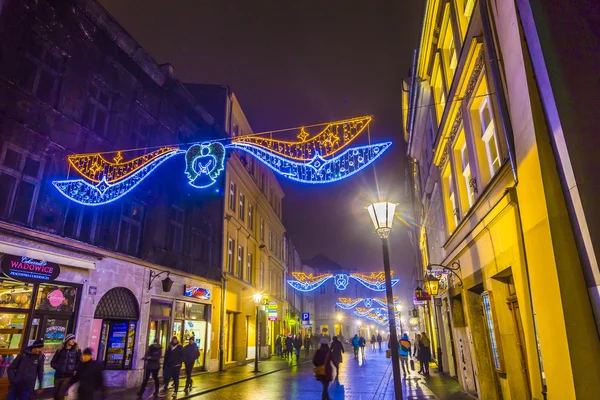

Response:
(414, 333), (422, 373)
(50, 333), (81, 400)
(137, 338), (162, 398)
(7, 339), (44, 400)
(329, 336), (344, 381)
(359, 336), (366, 358)
(285, 335), (294, 359)
(370, 335), (376, 350)
(161, 336), (184, 398)
(304, 335), (311, 357)
(293, 335), (302, 361)
(351, 334), (360, 359)
(312, 337), (333, 400)
(70, 348), (105, 399)
(399, 333), (411, 377)
(275, 335), (282, 357)
(377, 333), (383, 349)
(183, 337), (200, 392)
(420, 332), (431, 375)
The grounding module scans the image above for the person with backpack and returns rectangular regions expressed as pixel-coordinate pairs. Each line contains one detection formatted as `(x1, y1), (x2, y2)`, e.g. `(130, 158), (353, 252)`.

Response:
(183, 337), (200, 392)
(399, 333), (412, 376)
(51, 333), (81, 400)
(351, 334), (360, 359)
(137, 338), (162, 397)
(69, 348), (105, 399)
(7, 339), (44, 400)
(312, 337), (333, 400)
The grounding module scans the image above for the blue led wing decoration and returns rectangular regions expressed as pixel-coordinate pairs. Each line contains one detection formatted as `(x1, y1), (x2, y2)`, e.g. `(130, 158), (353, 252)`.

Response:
(53, 150), (183, 206)
(287, 275), (333, 292)
(335, 298), (363, 309)
(350, 275), (399, 292)
(225, 142), (392, 184)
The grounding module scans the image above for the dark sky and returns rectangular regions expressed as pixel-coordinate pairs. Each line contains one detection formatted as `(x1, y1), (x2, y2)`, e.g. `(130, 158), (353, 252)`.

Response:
(99, 0), (424, 305)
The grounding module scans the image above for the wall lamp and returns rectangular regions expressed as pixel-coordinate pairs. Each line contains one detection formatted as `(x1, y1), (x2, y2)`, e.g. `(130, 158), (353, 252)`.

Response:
(424, 261), (463, 296)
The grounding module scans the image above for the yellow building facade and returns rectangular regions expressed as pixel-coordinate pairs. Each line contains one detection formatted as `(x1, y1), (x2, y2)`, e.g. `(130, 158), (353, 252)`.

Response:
(405, 1), (600, 399)
(221, 94), (288, 368)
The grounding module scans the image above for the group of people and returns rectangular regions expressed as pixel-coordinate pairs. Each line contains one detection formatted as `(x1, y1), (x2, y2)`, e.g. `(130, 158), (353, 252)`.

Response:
(370, 333), (384, 350)
(393, 331), (432, 377)
(6, 333), (201, 400)
(275, 334), (312, 360)
(312, 336), (345, 400)
(7, 334), (104, 400)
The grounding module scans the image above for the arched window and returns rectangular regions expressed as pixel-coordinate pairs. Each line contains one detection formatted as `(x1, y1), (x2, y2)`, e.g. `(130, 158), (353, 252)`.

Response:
(94, 287), (139, 370)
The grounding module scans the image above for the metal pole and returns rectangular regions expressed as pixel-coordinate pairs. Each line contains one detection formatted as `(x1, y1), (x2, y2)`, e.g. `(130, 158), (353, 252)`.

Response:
(254, 303), (260, 373)
(382, 237), (403, 400)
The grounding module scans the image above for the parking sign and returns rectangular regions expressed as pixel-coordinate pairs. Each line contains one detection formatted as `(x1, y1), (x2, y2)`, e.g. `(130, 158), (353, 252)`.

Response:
(301, 312), (310, 322)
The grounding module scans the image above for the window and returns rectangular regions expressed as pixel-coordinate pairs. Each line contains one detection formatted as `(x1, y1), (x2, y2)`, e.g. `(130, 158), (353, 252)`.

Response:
(260, 218), (265, 241)
(228, 182), (236, 211)
(459, 141), (475, 207)
(334, 286), (340, 294)
(167, 206), (184, 253)
(238, 193), (245, 221)
(248, 204), (254, 232)
(0, 145), (44, 224)
(451, 131), (473, 214)
(227, 238), (234, 273)
(319, 305), (326, 318)
(131, 114), (152, 149)
(440, 7), (458, 88)
(82, 81), (111, 136)
(269, 230), (273, 251)
(63, 204), (97, 243)
(117, 202), (144, 256)
(319, 286), (327, 294)
(431, 56), (447, 124)
(442, 165), (459, 232)
(237, 246), (244, 277)
(260, 262), (265, 289)
(247, 252), (253, 284)
(17, 37), (63, 105)
(482, 292), (504, 372)
(479, 98), (501, 175)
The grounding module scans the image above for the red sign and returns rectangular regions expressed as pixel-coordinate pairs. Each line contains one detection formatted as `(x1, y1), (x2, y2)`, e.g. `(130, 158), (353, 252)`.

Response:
(89, 319), (103, 359)
(414, 294), (431, 302)
(1, 255), (60, 283)
(184, 285), (211, 300)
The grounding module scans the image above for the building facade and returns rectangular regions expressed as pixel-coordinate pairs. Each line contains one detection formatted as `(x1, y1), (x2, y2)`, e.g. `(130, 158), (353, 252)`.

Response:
(0, 0), (227, 393)
(405, 0), (600, 399)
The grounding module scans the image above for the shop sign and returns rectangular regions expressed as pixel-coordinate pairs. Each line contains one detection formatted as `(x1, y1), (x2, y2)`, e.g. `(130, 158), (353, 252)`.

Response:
(267, 301), (278, 321)
(1, 255), (60, 283)
(184, 285), (211, 300)
(414, 293), (431, 303)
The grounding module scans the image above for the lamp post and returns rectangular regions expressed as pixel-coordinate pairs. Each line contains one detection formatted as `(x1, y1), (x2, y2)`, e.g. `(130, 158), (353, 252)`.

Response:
(253, 292), (263, 373)
(367, 201), (403, 400)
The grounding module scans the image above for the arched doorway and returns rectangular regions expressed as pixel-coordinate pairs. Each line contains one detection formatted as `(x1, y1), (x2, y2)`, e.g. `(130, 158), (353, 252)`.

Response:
(94, 287), (139, 370)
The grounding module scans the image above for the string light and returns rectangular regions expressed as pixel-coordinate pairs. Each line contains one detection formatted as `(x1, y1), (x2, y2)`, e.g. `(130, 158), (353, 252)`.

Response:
(351, 272), (399, 291)
(288, 271), (399, 292)
(336, 298), (364, 309)
(185, 142), (225, 188)
(354, 308), (374, 316)
(287, 272), (333, 292)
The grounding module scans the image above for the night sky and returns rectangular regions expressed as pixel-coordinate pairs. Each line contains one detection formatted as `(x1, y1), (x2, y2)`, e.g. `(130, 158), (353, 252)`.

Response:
(99, 0), (424, 304)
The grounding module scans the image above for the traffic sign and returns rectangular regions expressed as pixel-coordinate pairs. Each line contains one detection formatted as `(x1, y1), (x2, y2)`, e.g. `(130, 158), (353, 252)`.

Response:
(301, 312), (310, 322)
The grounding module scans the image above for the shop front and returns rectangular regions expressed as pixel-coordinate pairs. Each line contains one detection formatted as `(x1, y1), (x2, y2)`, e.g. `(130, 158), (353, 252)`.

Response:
(0, 253), (83, 394)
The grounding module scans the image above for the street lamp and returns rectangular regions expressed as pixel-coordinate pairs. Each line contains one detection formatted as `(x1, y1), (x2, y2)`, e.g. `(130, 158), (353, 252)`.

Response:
(337, 313), (343, 322)
(252, 292), (263, 373)
(425, 273), (440, 296)
(367, 200), (403, 400)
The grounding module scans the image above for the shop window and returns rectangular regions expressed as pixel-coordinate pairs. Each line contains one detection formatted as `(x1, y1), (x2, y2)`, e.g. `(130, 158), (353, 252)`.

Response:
(238, 193), (245, 221)
(237, 246), (244, 278)
(248, 204), (254, 232)
(82, 81), (112, 137)
(0, 282), (34, 309)
(0, 312), (28, 379)
(228, 181), (236, 211)
(148, 300), (171, 353)
(167, 206), (184, 253)
(117, 201), (144, 257)
(0, 145), (44, 225)
(94, 287), (139, 370)
(482, 292), (504, 372)
(173, 302), (208, 369)
(17, 37), (63, 105)
(35, 284), (78, 313)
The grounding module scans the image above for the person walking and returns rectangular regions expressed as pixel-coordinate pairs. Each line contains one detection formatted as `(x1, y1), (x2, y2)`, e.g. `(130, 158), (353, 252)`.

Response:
(329, 336), (344, 381)
(51, 333), (81, 400)
(7, 339), (44, 400)
(414, 333), (422, 373)
(312, 337), (333, 400)
(183, 337), (200, 392)
(399, 333), (411, 377)
(420, 332), (431, 375)
(137, 338), (162, 398)
(275, 335), (282, 357)
(377, 333), (383, 350)
(285, 335), (294, 360)
(304, 335), (311, 357)
(161, 336), (184, 398)
(293, 335), (302, 361)
(70, 348), (105, 399)
(359, 336), (366, 358)
(370, 335), (376, 351)
(351, 334), (360, 359)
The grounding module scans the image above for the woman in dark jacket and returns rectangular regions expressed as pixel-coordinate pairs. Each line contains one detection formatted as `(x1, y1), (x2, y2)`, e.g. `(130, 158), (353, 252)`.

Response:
(312, 338), (333, 400)
(137, 339), (162, 397)
(161, 337), (184, 397)
(329, 336), (344, 381)
(419, 332), (432, 375)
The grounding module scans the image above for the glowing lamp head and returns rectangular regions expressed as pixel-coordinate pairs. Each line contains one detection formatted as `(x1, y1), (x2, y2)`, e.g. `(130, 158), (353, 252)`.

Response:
(425, 274), (440, 296)
(415, 286), (423, 298)
(337, 314), (343, 321)
(253, 292), (264, 304)
(366, 201), (397, 238)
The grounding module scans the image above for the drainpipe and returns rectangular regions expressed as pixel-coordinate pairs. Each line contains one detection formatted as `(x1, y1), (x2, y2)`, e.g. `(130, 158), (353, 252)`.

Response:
(219, 271), (226, 371)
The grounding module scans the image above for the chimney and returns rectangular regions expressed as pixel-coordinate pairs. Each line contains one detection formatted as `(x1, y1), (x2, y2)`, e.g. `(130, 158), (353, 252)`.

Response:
(160, 63), (175, 78)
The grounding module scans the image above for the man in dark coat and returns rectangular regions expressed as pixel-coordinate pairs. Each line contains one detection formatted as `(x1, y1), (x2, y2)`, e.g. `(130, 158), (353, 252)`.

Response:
(51, 333), (81, 400)
(137, 338), (162, 397)
(161, 336), (184, 398)
(293, 335), (303, 361)
(329, 336), (344, 381)
(182, 337), (200, 392)
(70, 348), (105, 399)
(303, 335), (311, 357)
(284, 335), (293, 359)
(377, 333), (383, 349)
(7, 339), (44, 400)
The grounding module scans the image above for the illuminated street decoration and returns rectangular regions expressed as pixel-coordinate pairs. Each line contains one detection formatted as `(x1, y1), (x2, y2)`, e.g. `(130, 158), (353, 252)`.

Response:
(52, 116), (392, 205)
(336, 298), (363, 309)
(354, 307), (374, 316)
(336, 296), (400, 309)
(288, 271), (399, 292)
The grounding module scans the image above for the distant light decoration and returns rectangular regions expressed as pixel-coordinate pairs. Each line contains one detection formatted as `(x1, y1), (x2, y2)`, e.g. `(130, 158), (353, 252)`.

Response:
(354, 308), (374, 316)
(409, 317), (419, 326)
(335, 296), (400, 309)
(337, 298), (363, 309)
(52, 116), (392, 206)
(289, 271), (400, 293)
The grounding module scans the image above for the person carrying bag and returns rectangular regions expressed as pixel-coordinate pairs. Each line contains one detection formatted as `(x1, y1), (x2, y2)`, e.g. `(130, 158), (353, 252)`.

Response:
(312, 337), (334, 400)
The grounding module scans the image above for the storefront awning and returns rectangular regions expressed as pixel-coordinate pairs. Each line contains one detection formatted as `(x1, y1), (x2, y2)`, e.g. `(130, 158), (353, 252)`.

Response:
(0, 241), (96, 270)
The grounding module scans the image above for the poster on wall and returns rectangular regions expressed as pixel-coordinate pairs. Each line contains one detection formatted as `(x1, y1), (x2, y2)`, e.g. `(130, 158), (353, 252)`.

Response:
(40, 319), (68, 389)
(88, 319), (103, 358)
(106, 321), (127, 369)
